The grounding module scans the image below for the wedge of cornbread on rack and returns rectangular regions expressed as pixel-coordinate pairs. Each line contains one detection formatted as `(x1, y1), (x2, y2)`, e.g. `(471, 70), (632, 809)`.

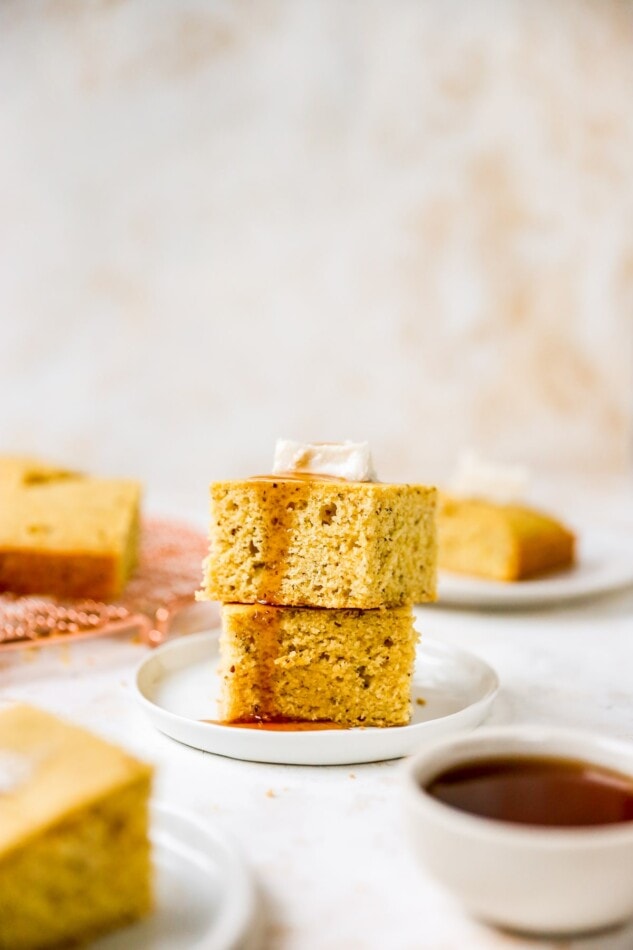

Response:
(219, 603), (418, 727)
(0, 456), (141, 599)
(0, 704), (153, 950)
(201, 464), (437, 609)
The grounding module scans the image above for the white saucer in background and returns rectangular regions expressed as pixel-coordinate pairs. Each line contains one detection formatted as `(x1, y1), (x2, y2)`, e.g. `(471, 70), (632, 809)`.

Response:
(436, 529), (633, 610)
(134, 631), (498, 766)
(93, 802), (258, 950)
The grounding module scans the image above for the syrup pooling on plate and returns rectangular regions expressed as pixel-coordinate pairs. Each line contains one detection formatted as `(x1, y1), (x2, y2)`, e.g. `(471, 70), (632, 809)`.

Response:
(202, 718), (345, 731)
(426, 755), (633, 827)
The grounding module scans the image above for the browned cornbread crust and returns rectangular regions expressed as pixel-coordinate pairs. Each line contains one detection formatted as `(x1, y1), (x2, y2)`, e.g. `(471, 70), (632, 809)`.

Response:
(219, 603), (418, 727)
(202, 477), (437, 608)
(0, 459), (140, 599)
(437, 494), (576, 581)
(0, 550), (125, 602)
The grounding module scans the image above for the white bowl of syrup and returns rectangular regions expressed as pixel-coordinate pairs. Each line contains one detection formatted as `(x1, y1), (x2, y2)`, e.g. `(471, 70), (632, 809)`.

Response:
(403, 726), (633, 937)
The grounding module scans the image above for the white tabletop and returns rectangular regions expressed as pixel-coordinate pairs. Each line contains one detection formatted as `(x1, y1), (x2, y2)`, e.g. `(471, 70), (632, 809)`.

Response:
(2, 484), (633, 950)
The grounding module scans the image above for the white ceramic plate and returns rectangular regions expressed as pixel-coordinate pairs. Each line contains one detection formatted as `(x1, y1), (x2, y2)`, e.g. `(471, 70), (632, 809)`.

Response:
(436, 529), (633, 610)
(134, 631), (498, 766)
(93, 802), (257, 950)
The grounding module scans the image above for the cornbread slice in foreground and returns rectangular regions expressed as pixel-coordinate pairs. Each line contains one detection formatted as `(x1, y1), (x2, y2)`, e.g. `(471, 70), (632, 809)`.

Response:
(0, 457), (141, 599)
(438, 494), (576, 581)
(202, 477), (437, 608)
(219, 603), (418, 727)
(0, 704), (153, 950)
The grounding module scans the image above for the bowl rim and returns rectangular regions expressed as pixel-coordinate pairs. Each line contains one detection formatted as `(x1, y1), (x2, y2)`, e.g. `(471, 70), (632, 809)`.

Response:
(402, 724), (633, 847)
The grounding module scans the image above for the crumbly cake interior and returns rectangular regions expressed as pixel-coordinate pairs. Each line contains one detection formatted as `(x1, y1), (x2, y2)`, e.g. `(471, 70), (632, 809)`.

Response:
(0, 778), (152, 950)
(438, 495), (576, 581)
(0, 704), (153, 950)
(0, 458), (141, 599)
(220, 603), (418, 727)
(203, 477), (436, 608)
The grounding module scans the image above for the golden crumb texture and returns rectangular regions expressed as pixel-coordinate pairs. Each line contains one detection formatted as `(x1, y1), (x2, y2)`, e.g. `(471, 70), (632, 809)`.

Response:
(219, 603), (418, 727)
(0, 704), (153, 950)
(0, 455), (141, 599)
(201, 477), (437, 608)
(437, 494), (576, 581)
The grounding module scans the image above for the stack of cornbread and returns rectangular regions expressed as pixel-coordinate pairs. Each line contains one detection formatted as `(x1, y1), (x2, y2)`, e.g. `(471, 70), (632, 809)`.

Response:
(199, 441), (438, 727)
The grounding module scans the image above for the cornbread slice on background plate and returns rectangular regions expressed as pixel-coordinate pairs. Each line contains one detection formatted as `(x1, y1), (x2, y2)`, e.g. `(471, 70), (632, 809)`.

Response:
(437, 494), (576, 582)
(219, 604), (418, 727)
(201, 477), (437, 608)
(0, 456), (140, 599)
(0, 704), (152, 950)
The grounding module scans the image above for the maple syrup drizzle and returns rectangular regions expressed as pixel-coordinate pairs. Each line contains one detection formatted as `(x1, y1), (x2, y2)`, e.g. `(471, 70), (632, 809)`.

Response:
(236, 471), (351, 722)
(247, 606), (282, 720)
(248, 472), (348, 483)
(247, 476), (324, 718)
(248, 472), (350, 606)
(258, 481), (296, 605)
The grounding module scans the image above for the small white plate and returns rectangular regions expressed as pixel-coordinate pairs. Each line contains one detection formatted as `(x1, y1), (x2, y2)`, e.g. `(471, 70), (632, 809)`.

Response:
(94, 802), (257, 950)
(437, 529), (633, 610)
(134, 632), (498, 766)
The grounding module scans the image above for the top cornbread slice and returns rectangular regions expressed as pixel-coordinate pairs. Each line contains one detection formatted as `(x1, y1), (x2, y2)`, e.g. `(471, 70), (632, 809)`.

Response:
(0, 457), (141, 599)
(201, 476), (437, 608)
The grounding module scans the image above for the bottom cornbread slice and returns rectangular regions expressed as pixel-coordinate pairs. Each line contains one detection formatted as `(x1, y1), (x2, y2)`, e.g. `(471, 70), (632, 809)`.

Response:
(219, 604), (418, 727)
(0, 704), (153, 950)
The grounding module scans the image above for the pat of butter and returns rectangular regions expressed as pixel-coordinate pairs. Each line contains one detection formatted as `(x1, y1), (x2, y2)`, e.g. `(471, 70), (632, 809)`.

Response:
(449, 451), (529, 505)
(0, 751), (34, 794)
(272, 440), (377, 482)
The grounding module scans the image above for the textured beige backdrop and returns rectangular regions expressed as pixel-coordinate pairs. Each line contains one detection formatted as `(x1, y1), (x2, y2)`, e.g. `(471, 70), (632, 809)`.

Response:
(0, 0), (631, 493)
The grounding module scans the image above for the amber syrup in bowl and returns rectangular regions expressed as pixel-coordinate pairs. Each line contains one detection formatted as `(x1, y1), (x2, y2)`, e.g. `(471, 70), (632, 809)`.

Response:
(425, 755), (633, 828)
(404, 727), (633, 935)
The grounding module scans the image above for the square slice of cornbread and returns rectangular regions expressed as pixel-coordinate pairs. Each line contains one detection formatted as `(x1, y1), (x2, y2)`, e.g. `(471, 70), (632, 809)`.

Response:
(0, 457), (141, 599)
(437, 494), (576, 581)
(0, 704), (153, 950)
(219, 603), (418, 727)
(201, 477), (437, 608)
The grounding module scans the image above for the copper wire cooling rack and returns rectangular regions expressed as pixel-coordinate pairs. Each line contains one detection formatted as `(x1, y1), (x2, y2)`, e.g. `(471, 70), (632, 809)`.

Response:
(0, 518), (218, 651)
